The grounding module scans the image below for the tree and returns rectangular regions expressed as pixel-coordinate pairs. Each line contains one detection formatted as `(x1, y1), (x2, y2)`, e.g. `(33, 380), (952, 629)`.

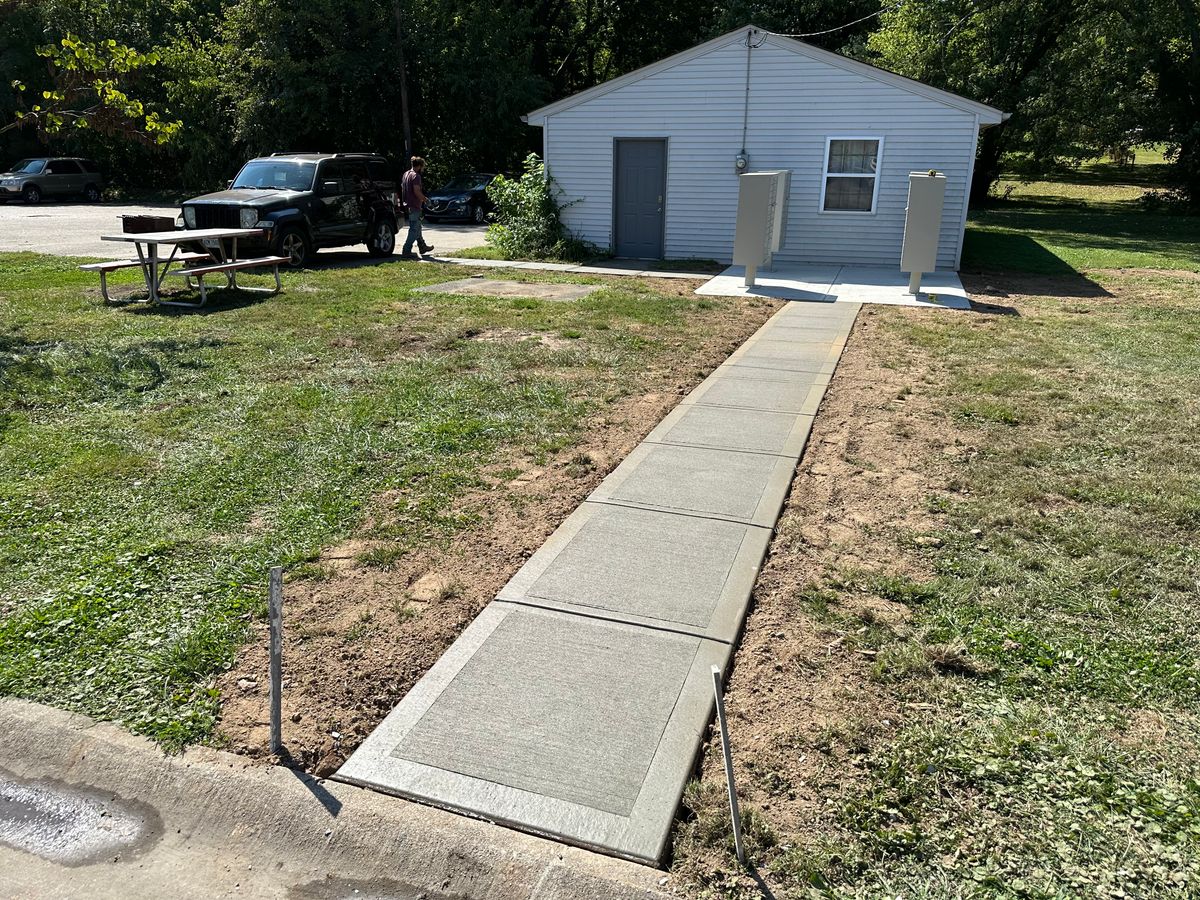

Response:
(868, 0), (1198, 206)
(1113, 0), (1200, 206)
(4, 34), (181, 145)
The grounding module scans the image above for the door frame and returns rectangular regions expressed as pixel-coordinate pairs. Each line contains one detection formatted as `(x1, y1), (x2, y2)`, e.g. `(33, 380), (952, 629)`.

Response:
(611, 137), (668, 259)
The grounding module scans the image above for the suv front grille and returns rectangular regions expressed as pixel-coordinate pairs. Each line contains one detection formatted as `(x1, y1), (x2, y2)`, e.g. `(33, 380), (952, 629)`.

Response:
(192, 205), (242, 229)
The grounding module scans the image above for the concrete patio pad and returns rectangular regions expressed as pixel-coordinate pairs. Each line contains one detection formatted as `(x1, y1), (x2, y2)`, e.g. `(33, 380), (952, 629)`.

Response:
(416, 278), (602, 301)
(589, 442), (799, 527)
(696, 263), (971, 309)
(337, 603), (729, 863)
(498, 502), (770, 640)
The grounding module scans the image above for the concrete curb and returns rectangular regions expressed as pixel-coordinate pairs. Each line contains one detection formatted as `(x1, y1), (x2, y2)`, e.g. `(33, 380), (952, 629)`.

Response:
(0, 698), (676, 899)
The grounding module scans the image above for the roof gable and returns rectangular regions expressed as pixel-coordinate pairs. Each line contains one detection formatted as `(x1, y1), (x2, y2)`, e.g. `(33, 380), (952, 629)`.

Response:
(525, 25), (1006, 126)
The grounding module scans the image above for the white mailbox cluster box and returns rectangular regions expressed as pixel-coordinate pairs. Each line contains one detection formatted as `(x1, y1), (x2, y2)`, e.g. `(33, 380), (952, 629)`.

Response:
(900, 171), (947, 294)
(733, 170), (791, 287)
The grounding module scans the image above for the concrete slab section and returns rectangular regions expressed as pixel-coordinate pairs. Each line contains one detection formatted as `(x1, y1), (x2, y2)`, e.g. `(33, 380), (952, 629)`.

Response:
(696, 263), (971, 309)
(687, 371), (830, 415)
(694, 265), (840, 302)
(498, 502), (771, 640)
(709, 364), (833, 385)
(728, 341), (844, 374)
(338, 604), (729, 863)
(645, 402), (815, 458)
(589, 442), (798, 527)
(416, 278), (601, 301)
(831, 266), (971, 309)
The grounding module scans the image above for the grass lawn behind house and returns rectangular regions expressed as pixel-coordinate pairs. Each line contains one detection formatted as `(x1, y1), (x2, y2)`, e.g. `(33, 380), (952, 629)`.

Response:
(0, 256), (763, 748)
(963, 148), (1200, 274)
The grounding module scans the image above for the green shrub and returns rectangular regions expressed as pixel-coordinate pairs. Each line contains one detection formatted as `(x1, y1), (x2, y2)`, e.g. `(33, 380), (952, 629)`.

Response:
(485, 154), (596, 261)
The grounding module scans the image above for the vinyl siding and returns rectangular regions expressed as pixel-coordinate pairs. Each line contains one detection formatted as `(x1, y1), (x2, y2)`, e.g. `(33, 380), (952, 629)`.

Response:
(542, 35), (979, 269)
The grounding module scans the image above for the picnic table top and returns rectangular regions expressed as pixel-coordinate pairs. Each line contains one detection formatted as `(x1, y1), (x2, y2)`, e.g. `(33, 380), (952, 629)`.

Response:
(100, 227), (263, 244)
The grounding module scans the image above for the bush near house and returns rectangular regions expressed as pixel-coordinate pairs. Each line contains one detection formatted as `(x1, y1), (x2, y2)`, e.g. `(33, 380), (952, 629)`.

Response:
(484, 154), (596, 262)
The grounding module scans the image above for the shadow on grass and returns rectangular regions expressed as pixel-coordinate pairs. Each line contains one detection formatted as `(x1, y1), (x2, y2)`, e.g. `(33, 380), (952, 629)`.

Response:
(962, 231), (1079, 276)
(124, 289), (275, 315)
(968, 201), (1200, 268)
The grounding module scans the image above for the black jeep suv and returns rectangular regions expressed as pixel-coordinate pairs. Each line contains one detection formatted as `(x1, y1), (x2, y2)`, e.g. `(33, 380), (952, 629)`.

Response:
(180, 153), (398, 268)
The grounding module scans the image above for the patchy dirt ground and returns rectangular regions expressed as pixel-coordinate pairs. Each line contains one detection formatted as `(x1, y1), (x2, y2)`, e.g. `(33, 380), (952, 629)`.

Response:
(670, 274), (1042, 890)
(216, 282), (779, 773)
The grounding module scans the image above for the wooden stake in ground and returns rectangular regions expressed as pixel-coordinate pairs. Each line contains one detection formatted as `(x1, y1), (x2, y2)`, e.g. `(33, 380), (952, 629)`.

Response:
(711, 664), (746, 866)
(268, 566), (283, 755)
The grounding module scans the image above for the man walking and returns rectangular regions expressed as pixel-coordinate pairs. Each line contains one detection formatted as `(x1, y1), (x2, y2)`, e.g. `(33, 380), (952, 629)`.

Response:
(401, 156), (434, 258)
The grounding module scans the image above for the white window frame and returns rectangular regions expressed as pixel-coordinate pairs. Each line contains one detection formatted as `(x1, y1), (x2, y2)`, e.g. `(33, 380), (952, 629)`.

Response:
(818, 135), (884, 215)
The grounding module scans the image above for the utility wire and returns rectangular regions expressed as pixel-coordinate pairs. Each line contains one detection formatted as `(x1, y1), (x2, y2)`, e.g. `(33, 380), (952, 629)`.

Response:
(768, 2), (904, 39)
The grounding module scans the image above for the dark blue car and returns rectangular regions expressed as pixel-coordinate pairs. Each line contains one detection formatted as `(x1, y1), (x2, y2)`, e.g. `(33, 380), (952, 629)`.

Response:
(423, 173), (497, 224)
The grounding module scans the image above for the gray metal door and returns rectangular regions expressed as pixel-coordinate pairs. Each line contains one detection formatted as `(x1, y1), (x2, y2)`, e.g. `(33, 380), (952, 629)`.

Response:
(614, 139), (666, 259)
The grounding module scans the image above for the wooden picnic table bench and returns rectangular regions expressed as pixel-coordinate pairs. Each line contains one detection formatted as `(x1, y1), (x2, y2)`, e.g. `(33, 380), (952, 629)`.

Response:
(79, 252), (211, 304)
(166, 255), (289, 305)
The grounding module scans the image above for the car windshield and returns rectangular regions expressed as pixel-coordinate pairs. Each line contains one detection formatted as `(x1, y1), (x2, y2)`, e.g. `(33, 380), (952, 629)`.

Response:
(231, 160), (316, 191)
(439, 175), (492, 193)
(10, 159), (45, 174)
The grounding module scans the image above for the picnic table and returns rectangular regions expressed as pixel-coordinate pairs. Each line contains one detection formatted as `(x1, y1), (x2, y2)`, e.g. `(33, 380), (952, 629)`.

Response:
(82, 227), (287, 308)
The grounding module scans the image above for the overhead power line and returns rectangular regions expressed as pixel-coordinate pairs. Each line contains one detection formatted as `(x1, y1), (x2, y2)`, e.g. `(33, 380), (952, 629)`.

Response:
(768, 2), (904, 39)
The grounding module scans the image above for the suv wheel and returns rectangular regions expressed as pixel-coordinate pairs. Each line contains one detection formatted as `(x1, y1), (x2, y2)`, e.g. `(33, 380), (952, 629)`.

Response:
(366, 217), (396, 257)
(472, 204), (486, 224)
(274, 226), (311, 269)
(22, 185), (41, 204)
(83, 183), (102, 203)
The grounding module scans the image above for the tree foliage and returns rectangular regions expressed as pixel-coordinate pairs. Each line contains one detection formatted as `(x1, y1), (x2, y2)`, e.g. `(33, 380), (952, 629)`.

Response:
(868, 0), (1198, 205)
(5, 34), (182, 144)
(0, 0), (1196, 206)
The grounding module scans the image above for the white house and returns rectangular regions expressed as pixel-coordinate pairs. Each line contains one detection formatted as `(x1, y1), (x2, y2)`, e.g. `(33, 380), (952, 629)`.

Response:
(523, 26), (1006, 268)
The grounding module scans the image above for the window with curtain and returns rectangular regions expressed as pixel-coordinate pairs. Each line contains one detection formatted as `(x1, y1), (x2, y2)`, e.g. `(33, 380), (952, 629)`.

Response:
(822, 138), (881, 212)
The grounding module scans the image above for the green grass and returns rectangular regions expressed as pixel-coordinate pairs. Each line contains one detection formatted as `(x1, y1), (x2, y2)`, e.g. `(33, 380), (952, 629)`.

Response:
(676, 270), (1200, 897)
(0, 253), (746, 748)
(964, 148), (1200, 274)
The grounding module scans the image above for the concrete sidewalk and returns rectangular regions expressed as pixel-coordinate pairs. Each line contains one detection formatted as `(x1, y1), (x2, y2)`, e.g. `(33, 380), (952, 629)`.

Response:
(0, 699), (672, 899)
(340, 300), (859, 864)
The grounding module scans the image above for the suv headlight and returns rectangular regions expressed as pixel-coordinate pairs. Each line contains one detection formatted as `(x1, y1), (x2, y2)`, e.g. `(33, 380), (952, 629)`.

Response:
(183, 206), (196, 228)
(239, 207), (258, 229)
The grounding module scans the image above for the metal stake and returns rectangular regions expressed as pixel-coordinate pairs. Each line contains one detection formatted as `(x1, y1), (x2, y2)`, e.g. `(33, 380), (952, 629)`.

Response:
(711, 664), (746, 866)
(268, 566), (283, 755)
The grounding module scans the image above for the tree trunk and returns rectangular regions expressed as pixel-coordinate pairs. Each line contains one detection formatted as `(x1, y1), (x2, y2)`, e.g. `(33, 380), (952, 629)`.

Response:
(392, 0), (413, 163)
(970, 125), (1006, 206)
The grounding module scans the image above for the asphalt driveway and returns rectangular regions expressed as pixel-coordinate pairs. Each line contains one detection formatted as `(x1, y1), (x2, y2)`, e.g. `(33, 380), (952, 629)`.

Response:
(0, 201), (488, 260)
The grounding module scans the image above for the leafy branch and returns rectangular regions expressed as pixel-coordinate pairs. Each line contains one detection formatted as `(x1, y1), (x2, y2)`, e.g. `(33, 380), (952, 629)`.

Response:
(4, 34), (182, 145)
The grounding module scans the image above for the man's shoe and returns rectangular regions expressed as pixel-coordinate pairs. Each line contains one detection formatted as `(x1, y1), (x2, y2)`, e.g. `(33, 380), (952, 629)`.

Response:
(400, 252), (418, 259)
(419, 245), (435, 255)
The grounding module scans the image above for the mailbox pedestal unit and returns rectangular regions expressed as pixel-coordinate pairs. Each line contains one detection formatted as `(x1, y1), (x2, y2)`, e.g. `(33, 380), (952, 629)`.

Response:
(900, 171), (946, 294)
(733, 171), (790, 287)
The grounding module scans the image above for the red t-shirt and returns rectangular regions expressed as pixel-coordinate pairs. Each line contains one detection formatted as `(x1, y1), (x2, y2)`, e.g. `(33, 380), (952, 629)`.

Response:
(402, 170), (423, 209)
